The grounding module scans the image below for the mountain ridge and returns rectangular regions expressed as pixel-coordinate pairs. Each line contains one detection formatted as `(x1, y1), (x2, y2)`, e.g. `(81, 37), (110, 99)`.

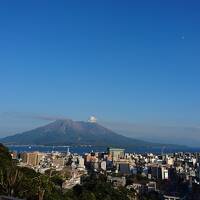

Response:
(0, 119), (185, 148)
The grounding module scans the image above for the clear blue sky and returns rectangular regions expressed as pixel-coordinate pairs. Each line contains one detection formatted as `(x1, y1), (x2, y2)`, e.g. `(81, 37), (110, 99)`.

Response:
(0, 1), (200, 145)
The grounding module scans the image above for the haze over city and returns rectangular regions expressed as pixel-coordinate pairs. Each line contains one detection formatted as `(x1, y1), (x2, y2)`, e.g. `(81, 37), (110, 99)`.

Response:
(0, 1), (200, 146)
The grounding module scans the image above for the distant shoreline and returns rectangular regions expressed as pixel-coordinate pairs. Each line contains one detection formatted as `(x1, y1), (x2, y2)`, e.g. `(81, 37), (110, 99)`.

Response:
(6, 144), (200, 154)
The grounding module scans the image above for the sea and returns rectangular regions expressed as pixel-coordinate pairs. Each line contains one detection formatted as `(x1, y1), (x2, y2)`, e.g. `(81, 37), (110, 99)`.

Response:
(6, 145), (200, 155)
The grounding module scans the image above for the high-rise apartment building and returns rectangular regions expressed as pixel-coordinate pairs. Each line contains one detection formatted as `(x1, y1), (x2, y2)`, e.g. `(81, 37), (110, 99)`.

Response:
(108, 148), (125, 161)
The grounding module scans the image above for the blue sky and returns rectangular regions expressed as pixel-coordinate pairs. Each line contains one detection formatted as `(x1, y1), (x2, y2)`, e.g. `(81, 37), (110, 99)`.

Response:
(0, 1), (200, 146)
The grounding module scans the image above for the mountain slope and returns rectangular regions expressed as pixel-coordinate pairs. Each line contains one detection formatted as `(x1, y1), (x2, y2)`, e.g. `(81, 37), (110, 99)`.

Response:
(0, 119), (175, 147)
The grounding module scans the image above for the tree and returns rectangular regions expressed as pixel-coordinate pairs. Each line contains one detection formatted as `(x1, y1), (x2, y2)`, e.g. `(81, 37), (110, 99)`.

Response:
(0, 165), (23, 196)
(80, 191), (96, 200)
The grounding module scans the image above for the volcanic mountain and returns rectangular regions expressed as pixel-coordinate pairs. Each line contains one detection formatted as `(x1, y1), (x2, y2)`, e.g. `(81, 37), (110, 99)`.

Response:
(0, 119), (180, 148)
(0, 119), (152, 147)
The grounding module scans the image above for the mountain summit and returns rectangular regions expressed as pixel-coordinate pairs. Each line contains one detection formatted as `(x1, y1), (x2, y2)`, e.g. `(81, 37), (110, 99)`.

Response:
(0, 119), (153, 147)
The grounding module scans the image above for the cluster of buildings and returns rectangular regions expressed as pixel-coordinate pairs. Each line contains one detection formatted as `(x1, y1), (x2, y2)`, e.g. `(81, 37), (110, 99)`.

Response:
(11, 148), (200, 199)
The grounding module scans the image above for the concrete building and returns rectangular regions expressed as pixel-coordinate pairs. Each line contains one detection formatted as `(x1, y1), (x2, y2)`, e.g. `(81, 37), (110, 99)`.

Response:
(25, 152), (45, 166)
(108, 148), (125, 161)
(118, 163), (130, 174)
(53, 157), (65, 168)
(100, 161), (106, 171)
(78, 156), (85, 169)
(162, 167), (169, 180)
(27, 152), (38, 166)
(20, 153), (27, 163)
(147, 181), (157, 192)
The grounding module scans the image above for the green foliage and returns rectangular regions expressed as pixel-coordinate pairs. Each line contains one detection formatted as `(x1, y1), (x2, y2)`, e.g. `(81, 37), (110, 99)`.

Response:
(45, 167), (72, 180)
(126, 174), (148, 186)
(20, 166), (39, 178)
(69, 173), (130, 200)
(51, 175), (64, 188)
(0, 143), (12, 168)
(79, 191), (96, 200)
(0, 143), (64, 200)
(0, 165), (23, 196)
